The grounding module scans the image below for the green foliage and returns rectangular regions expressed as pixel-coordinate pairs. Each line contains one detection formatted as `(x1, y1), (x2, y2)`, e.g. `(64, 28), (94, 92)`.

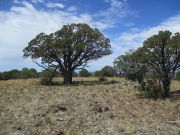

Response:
(72, 71), (79, 77)
(136, 31), (180, 97)
(23, 23), (112, 84)
(40, 78), (52, 85)
(175, 71), (180, 81)
(1, 71), (12, 80)
(94, 66), (115, 77)
(94, 71), (102, 77)
(20, 68), (38, 79)
(137, 80), (163, 99)
(39, 68), (60, 85)
(0, 68), (39, 80)
(98, 77), (107, 82)
(79, 69), (91, 77)
(101, 66), (115, 77)
(115, 31), (180, 98)
(114, 50), (146, 83)
(40, 68), (60, 78)
(0, 72), (2, 80)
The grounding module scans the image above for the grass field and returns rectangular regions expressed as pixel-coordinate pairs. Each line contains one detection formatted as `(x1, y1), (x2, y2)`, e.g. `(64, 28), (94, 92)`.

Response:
(0, 78), (179, 135)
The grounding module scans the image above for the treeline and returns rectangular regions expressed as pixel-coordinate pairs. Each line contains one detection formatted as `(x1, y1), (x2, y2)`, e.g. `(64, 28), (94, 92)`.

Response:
(0, 66), (119, 80)
(1, 66), (179, 81)
(0, 68), (39, 80)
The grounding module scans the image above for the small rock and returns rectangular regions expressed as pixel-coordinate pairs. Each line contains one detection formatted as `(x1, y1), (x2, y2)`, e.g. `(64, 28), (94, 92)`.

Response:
(104, 106), (109, 111)
(17, 127), (22, 130)
(93, 105), (103, 113)
(48, 105), (67, 113)
(105, 111), (115, 119)
(58, 106), (67, 112)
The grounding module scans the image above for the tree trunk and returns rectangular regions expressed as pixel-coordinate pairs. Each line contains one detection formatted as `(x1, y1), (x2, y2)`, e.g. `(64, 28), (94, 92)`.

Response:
(63, 71), (72, 84)
(162, 76), (171, 98)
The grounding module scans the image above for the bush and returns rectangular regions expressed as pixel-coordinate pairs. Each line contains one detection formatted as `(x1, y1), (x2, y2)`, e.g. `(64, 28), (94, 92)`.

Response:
(101, 66), (116, 77)
(99, 77), (107, 82)
(72, 71), (79, 77)
(137, 80), (163, 99)
(104, 79), (119, 85)
(20, 68), (38, 79)
(94, 71), (102, 77)
(40, 78), (60, 85)
(79, 69), (91, 77)
(40, 78), (52, 85)
(175, 71), (180, 81)
(40, 69), (55, 85)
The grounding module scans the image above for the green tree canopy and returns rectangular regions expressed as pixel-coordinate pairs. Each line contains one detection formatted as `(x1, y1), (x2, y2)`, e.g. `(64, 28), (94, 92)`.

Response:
(175, 71), (180, 81)
(23, 23), (112, 84)
(114, 50), (146, 83)
(136, 31), (180, 97)
(79, 69), (91, 77)
(101, 66), (116, 77)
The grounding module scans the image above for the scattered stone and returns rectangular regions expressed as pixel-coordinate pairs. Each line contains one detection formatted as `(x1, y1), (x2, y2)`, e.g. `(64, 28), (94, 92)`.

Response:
(59, 106), (67, 112)
(92, 104), (103, 113)
(56, 131), (64, 135)
(17, 127), (22, 130)
(104, 111), (115, 119)
(48, 105), (67, 113)
(104, 106), (110, 112)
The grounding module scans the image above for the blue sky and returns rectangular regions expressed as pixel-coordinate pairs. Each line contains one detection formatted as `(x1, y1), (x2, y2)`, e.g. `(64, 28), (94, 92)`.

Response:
(0, 0), (180, 72)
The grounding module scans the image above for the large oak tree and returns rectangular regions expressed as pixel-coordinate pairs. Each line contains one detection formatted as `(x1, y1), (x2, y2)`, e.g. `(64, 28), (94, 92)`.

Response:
(23, 23), (112, 84)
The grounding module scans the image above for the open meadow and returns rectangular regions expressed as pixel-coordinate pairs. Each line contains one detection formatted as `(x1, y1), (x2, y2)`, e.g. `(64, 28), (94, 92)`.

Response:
(0, 78), (179, 135)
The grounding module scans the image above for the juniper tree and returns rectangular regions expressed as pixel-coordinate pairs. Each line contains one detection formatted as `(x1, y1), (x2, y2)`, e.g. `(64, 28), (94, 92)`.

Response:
(23, 23), (112, 84)
(136, 31), (180, 97)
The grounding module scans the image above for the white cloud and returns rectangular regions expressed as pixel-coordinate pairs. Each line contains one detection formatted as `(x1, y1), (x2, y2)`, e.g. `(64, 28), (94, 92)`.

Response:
(94, 0), (134, 28)
(112, 14), (180, 57)
(0, 2), (95, 71)
(1, 1), (179, 71)
(0, 1), (118, 71)
(46, 2), (65, 8)
(31, 0), (45, 4)
(67, 6), (77, 12)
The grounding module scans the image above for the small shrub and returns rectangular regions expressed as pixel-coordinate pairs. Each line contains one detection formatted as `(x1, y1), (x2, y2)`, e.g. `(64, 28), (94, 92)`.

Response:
(40, 78), (60, 86)
(40, 78), (52, 85)
(40, 69), (54, 85)
(99, 77), (107, 82)
(137, 79), (163, 99)
(104, 80), (119, 85)
(175, 71), (180, 81)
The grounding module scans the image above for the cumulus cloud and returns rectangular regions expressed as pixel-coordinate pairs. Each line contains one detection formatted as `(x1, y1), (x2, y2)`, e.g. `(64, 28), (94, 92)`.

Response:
(31, 0), (45, 4)
(112, 14), (180, 56)
(93, 0), (134, 28)
(46, 2), (65, 8)
(0, 0), (128, 71)
(0, 0), (179, 71)
(0, 1), (94, 71)
(66, 6), (77, 12)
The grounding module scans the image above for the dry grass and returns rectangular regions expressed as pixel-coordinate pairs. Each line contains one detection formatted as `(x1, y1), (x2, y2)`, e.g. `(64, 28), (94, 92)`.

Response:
(0, 78), (179, 135)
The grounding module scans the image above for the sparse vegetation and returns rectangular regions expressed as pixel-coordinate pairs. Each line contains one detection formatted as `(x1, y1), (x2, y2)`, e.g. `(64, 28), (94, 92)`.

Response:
(0, 78), (179, 135)
(0, 0), (179, 134)
(0, 20), (179, 134)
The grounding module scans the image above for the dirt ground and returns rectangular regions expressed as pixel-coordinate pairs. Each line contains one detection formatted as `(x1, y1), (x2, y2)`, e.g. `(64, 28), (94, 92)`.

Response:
(0, 78), (179, 135)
